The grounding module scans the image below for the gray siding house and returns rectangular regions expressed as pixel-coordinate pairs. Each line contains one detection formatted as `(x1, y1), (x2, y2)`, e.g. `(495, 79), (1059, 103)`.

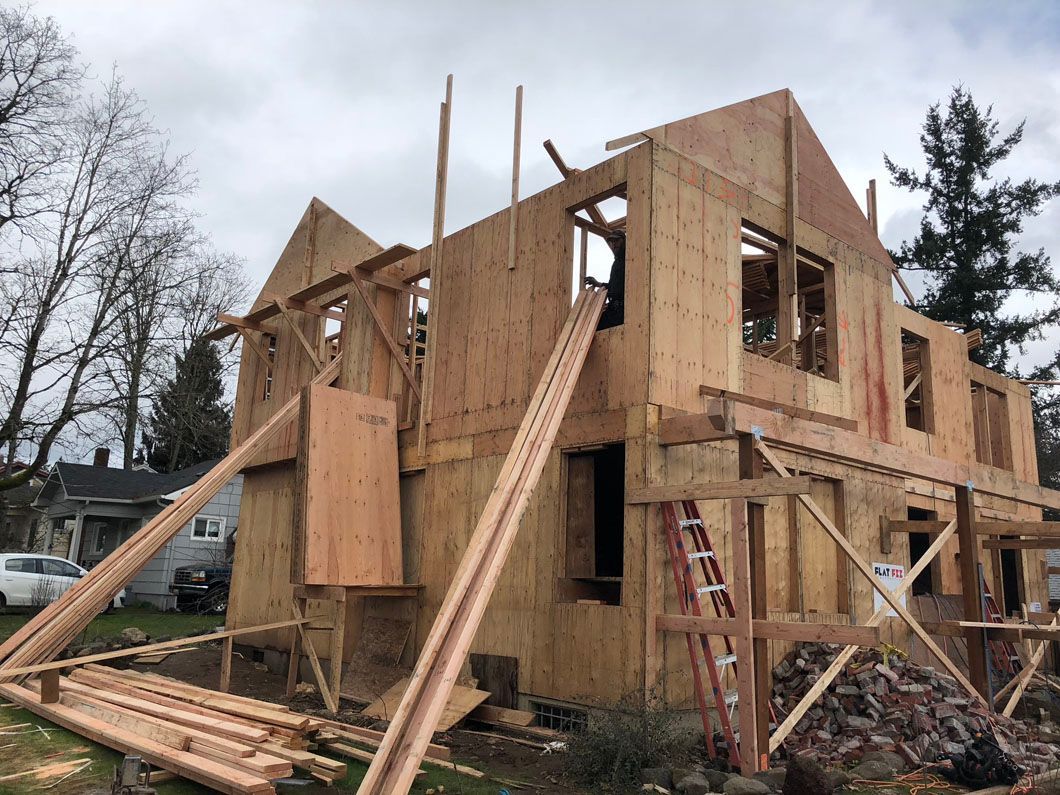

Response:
(33, 459), (241, 609)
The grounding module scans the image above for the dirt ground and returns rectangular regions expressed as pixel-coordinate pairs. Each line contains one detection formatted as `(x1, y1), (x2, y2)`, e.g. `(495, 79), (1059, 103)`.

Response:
(117, 644), (586, 793)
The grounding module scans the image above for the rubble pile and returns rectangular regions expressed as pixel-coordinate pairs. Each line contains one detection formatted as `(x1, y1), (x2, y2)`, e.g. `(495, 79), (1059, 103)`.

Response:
(771, 643), (1060, 773)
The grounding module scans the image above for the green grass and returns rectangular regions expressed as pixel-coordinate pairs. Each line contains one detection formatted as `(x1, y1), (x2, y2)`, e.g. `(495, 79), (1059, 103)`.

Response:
(0, 605), (222, 645)
(337, 757), (530, 794)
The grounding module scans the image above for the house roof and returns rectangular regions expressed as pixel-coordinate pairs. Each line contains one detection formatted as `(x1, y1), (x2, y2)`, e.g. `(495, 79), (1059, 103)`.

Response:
(37, 460), (221, 505)
(4, 481), (40, 508)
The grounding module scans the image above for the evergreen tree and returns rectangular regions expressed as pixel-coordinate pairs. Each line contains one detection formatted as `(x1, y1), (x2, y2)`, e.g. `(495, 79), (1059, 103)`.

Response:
(142, 338), (231, 472)
(884, 86), (1060, 373)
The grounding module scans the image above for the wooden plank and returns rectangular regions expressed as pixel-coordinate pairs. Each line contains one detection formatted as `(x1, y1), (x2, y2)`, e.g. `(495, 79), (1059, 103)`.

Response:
(0, 619), (313, 678)
(756, 440), (988, 709)
(507, 85), (522, 271)
(982, 538), (1060, 550)
(956, 485), (990, 700)
(351, 268), (429, 299)
(292, 600), (338, 714)
(349, 273), (422, 400)
(274, 299), (323, 372)
(219, 636), (233, 693)
(885, 520), (951, 534)
(627, 476), (812, 504)
(362, 677), (490, 732)
(729, 499), (760, 773)
(976, 520), (1060, 537)
(338, 243), (417, 274)
(698, 385), (859, 431)
(657, 402), (734, 446)
(39, 668), (59, 704)
(604, 131), (649, 151)
(468, 703), (535, 727)
(418, 75), (453, 456)
(655, 614), (880, 645)
(264, 293), (345, 322)
(920, 622), (1060, 643)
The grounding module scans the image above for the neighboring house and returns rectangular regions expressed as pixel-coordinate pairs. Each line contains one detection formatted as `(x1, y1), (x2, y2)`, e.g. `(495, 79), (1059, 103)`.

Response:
(0, 461), (48, 551)
(33, 453), (241, 609)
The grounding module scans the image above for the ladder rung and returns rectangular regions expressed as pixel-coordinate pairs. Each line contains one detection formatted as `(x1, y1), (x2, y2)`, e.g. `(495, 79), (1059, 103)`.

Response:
(688, 551), (715, 560)
(697, 584), (727, 595)
(679, 518), (704, 528)
(714, 653), (737, 668)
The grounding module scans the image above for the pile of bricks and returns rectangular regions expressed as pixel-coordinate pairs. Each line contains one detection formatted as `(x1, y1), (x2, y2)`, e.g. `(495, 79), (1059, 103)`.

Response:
(771, 643), (1060, 773)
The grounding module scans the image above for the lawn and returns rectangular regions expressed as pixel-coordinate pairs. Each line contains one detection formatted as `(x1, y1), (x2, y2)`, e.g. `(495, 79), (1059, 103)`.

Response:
(0, 605), (222, 645)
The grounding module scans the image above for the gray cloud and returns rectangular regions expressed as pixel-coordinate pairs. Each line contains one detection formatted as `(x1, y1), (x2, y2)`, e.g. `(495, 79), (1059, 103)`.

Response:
(34, 0), (1060, 371)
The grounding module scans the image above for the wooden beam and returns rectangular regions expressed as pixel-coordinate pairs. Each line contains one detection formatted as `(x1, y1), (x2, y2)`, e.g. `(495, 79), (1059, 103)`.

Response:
(349, 273), (422, 401)
(755, 440), (988, 707)
(604, 131), (649, 151)
(216, 313), (266, 333)
(0, 619), (315, 678)
(893, 268), (917, 306)
(543, 139), (574, 176)
(739, 435), (770, 761)
(920, 621), (1060, 644)
(866, 178), (878, 234)
(658, 403), (734, 446)
(219, 636), (233, 693)
(235, 328), (273, 369)
(273, 300), (323, 373)
(997, 607), (1060, 716)
(982, 538), (1060, 550)
(956, 485), (990, 701)
(355, 268), (430, 299)
(419, 76), (453, 456)
(656, 614), (880, 646)
(714, 398), (1060, 510)
(291, 600), (337, 714)
(776, 90), (798, 366)
(627, 476), (812, 504)
(698, 385), (859, 432)
(729, 498), (759, 773)
(264, 293), (345, 323)
(769, 515), (958, 752)
(340, 243), (418, 274)
(884, 519), (952, 535)
(977, 521), (1060, 537)
(507, 85), (522, 271)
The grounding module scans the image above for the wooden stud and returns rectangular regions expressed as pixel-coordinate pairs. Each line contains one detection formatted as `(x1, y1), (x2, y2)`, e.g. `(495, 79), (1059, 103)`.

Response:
(777, 90), (798, 365)
(626, 476), (812, 504)
(349, 273), (423, 401)
(219, 636), (233, 693)
(507, 85), (523, 271)
(273, 300), (323, 373)
(418, 74), (453, 457)
(729, 498), (760, 773)
(956, 484), (990, 701)
(235, 328), (273, 369)
(866, 178), (878, 234)
(291, 599), (337, 714)
(329, 597), (346, 711)
(739, 434), (770, 759)
(654, 614), (880, 646)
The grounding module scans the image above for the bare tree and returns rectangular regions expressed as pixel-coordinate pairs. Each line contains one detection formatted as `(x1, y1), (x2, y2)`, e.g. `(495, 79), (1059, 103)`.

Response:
(0, 74), (188, 491)
(0, 5), (81, 238)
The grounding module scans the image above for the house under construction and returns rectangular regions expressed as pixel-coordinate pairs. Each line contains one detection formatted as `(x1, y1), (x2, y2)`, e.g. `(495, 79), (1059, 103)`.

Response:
(2, 87), (1058, 793)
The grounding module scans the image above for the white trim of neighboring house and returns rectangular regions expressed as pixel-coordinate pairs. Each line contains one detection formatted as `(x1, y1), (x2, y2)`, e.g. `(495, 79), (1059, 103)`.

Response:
(190, 514), (226, 545)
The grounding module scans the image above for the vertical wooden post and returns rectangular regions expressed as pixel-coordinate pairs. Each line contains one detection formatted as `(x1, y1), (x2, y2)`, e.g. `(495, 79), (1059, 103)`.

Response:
(739, 434), (771, 761)
(778, 90), (799, 366)
(730, 497), (760, 773)
(285, 599), (305, 698)
(956, 484), (990, 703)
(418, 74), (453, 456)
(39, 668), (60, 704)
(866, 178), (878, 234)
(219, 636), (233, 693)
(329, 592), (347, 707)
(507, 85), (523, 271)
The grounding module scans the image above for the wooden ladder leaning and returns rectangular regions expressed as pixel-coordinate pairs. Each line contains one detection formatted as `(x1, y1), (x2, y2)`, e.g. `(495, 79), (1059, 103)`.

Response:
(661, 499), (742, 762)
(982, 583), (1021, 677)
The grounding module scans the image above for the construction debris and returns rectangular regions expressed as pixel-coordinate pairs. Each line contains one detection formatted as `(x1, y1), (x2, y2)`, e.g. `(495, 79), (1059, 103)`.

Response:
(771, 643), (1060, 774)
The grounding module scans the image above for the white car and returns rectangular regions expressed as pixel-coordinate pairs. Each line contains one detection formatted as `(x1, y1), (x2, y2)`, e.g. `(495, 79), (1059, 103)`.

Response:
(0, 554), (126, 611)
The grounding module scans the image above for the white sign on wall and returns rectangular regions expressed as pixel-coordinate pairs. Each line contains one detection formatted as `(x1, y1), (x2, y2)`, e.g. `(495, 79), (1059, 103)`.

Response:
(872, 562), (907, 618)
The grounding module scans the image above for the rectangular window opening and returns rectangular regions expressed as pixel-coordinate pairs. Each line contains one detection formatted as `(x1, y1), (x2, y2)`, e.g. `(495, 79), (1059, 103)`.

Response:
(901, 329), (933, 432)
(907, 507), (940, 596)
(557, 443), (624, 605)
(192, 516), (224, 542)
(569, 186), (627, 330)
(260, 333), (277, 402)
(740, 222), (838, 380)
(530, 700), (588, 732)
(970, 381), (1012, 470)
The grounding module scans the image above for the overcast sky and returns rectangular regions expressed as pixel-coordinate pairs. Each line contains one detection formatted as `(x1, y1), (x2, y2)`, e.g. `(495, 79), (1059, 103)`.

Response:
(33, 0), (1060, 371)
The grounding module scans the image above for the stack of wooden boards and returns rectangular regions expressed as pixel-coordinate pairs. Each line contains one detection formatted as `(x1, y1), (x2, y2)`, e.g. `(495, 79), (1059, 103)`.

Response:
(0, 356), (344, 682)
(359, 286), (607, 794)
(1, 664), (484, 793)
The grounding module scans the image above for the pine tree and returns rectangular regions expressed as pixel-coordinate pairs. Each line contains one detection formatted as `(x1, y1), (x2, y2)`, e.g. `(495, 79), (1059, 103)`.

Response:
(884, 86), (1060, 373)
(142, 338), (232, 472)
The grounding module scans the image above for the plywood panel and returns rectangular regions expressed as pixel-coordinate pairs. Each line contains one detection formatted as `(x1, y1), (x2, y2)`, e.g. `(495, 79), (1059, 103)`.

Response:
(294, 385), (402, 586)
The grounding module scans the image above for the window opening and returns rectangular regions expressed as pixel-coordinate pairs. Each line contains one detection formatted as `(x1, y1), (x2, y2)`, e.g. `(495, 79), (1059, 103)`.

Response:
(970, 381), (1012, 470)
(568, 187), (627, 330)
(907, 507), (939, 595)
(558, 443), (624, 605)
(261, 333), (277, 401)
(901, 329), (933, 432)
(740, 222), (838, 380)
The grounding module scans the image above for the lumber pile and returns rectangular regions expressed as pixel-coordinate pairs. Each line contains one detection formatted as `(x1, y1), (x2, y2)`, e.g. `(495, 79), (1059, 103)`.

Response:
(0, 356), (343, 682)
(359, 286), (607, 794)
(772, 643), (1060, 773)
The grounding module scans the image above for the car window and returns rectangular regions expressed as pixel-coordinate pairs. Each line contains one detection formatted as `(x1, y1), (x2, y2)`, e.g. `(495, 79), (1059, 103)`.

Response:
(41, 559), (80, 578)
(4, 558), (39, 573)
